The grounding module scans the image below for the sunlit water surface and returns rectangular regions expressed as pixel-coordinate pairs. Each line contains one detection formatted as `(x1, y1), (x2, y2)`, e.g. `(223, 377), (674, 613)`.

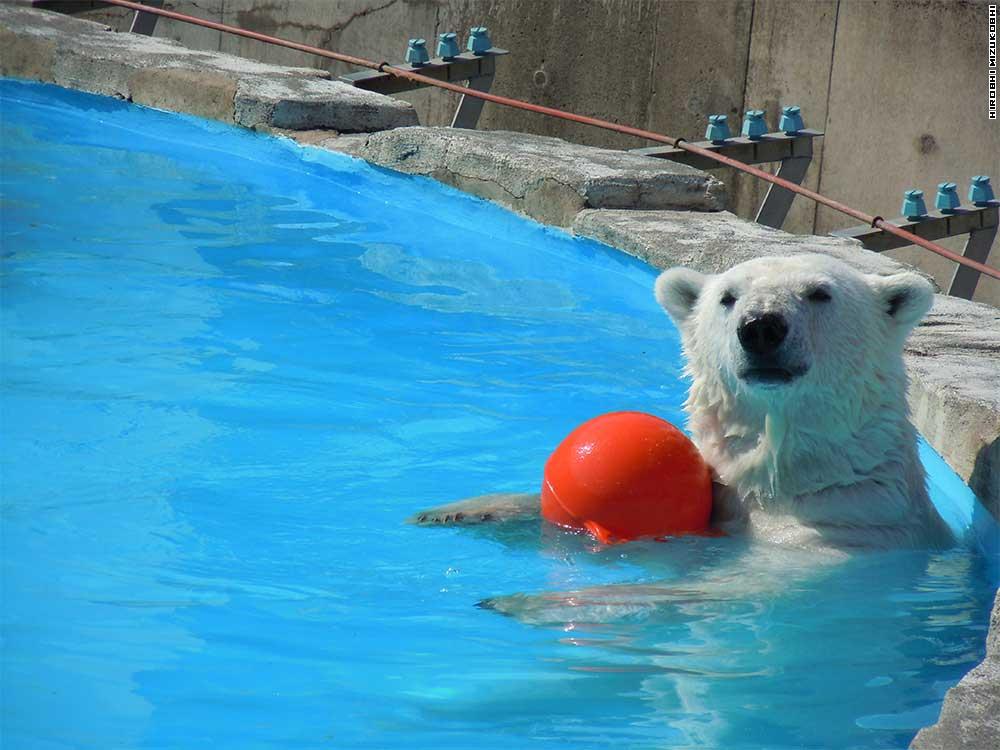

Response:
(1, 80), (995, 750)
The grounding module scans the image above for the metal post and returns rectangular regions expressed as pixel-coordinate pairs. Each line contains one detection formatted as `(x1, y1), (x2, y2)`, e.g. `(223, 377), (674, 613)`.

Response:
(755, 155), (811, 229)
(948, 225), (998, 299)
(129, 0), (164, 36)
(451, 72), (494, 129)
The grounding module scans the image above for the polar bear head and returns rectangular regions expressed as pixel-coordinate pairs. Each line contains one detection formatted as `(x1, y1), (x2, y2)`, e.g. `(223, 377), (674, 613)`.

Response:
(655, 254), (933, 401)
(653, 254), (935, 515)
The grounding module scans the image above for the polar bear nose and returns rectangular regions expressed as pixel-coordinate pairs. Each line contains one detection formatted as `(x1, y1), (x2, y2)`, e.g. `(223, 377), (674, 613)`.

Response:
(738, 313), (788, 355)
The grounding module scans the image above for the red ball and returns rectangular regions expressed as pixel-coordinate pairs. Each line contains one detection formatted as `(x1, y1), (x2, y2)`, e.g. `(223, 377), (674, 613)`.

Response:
(541, 412), (713, 544)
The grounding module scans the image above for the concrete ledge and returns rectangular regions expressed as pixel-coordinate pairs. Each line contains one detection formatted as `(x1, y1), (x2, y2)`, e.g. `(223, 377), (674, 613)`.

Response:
(0, 5), (417, 132)
(572, 207), (929, 278)
(321, 127), (726, 227)
(907, 296), (1000, 514)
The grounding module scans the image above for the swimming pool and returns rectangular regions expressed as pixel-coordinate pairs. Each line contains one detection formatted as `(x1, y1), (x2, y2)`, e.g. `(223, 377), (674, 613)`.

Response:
(1, 79), (996, 749)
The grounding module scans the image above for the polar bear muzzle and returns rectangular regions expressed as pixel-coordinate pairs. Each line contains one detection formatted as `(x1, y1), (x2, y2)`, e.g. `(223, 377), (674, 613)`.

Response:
(737, 312), (788, 356)
(736, 312), (808, 385)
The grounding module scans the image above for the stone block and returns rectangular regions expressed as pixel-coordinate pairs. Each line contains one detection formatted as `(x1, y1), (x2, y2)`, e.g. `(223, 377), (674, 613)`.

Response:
(572, 207), (925, 277)
(324, 127), (726, 226)
(0, 4), (416, 134)
(234, 74), (417, 132)
(129, 67), (239, 123)
(0, 23), (58, 83)
(905, 296), (1000, 514)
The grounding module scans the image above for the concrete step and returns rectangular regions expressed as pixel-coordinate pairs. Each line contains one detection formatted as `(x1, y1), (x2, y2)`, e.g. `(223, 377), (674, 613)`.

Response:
(322, 126), (726, 227)
(0, 4), (417, 133)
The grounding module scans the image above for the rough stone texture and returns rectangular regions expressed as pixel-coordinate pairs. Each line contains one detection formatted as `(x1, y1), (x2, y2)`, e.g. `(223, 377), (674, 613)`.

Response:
(0, 4), (417, 132)
(322, 127), (726, 227)
(129, 67), (237, 122)
(0, 14), (60, 83)
(910, 590), (1000, 750)
(232, 74), (413, 132)
(906, 296), (1000, 515)
(572, 207), (929, 279)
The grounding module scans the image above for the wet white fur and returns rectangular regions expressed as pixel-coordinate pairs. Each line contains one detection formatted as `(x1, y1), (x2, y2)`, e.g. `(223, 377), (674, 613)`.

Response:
(655, 254), (951, 550)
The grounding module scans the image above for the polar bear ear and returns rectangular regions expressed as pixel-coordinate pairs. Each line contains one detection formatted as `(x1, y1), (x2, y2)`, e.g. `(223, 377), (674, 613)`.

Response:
(868, 271), (935, 332)
(655, 267), (708, 326)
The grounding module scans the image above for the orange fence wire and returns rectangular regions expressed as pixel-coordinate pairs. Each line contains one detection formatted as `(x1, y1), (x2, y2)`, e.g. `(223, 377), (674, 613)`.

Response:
(100, 0), (1000, 283)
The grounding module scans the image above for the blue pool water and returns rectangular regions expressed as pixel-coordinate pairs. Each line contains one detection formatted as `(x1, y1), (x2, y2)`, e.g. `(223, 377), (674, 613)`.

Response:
(1, 79), (996, 750)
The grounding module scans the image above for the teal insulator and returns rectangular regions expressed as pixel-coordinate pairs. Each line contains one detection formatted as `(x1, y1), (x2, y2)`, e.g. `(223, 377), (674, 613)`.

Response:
(405, 38), (430, 66)
(779, 105), (804, 135)
(901, 189), (927, 221)
(742, 109), (767, 140)
(467, 27), (491, 54)
(437, 32), (460, 60)
(935, 182), (960, 213)
(968, 176), (995, 206)
(705, 114), (731, 145)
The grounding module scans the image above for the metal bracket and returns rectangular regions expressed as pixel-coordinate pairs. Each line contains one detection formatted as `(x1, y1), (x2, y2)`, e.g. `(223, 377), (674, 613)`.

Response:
(831, 202), (999, 299)
(631, 129), (823, 230)
(451, 72), (494, 129)
(129, 0), (163, 35)
(949, 226), (998, 299)
(340, 49), (507, 130)
(755, 156), (811, 229)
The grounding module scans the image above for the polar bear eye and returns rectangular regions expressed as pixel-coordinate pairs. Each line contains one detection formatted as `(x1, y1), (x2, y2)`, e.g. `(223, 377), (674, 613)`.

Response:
(806, 287), (832, 303)
(720, 291), (736, 309)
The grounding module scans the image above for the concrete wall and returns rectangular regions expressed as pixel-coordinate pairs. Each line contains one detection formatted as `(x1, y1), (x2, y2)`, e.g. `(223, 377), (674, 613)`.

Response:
(77, 0), (1000, 305)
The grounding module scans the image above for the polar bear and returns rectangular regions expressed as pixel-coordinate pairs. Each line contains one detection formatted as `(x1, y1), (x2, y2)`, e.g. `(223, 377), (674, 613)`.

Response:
(653, 253), (950, 550)
(411, 254), (951, 551)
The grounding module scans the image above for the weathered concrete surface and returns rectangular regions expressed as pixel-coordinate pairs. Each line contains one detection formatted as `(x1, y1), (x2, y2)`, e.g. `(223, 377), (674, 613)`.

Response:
(911, 590), (1000, 750)
(638, 0), (754, 214)
(907, 296), (1000, 515)
(816, 0), (1000, 306)
(0, 4), (417, 132)
(221, 0), (444, 124)
(62, 0), (227, 52)
(77, 0), (447, 129)
(231, 74), (415, 131)
(67, 0), (750, 211)
(435, 1), (754, 155)
(732, 0), (837, 237)
(573, 207), (927, 278)
(573, 208), (1000, 514)
(322, 127), (726, 227)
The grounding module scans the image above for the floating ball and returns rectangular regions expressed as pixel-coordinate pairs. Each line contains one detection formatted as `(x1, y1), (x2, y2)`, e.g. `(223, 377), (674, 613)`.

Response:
(541, 411), (713, 544)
